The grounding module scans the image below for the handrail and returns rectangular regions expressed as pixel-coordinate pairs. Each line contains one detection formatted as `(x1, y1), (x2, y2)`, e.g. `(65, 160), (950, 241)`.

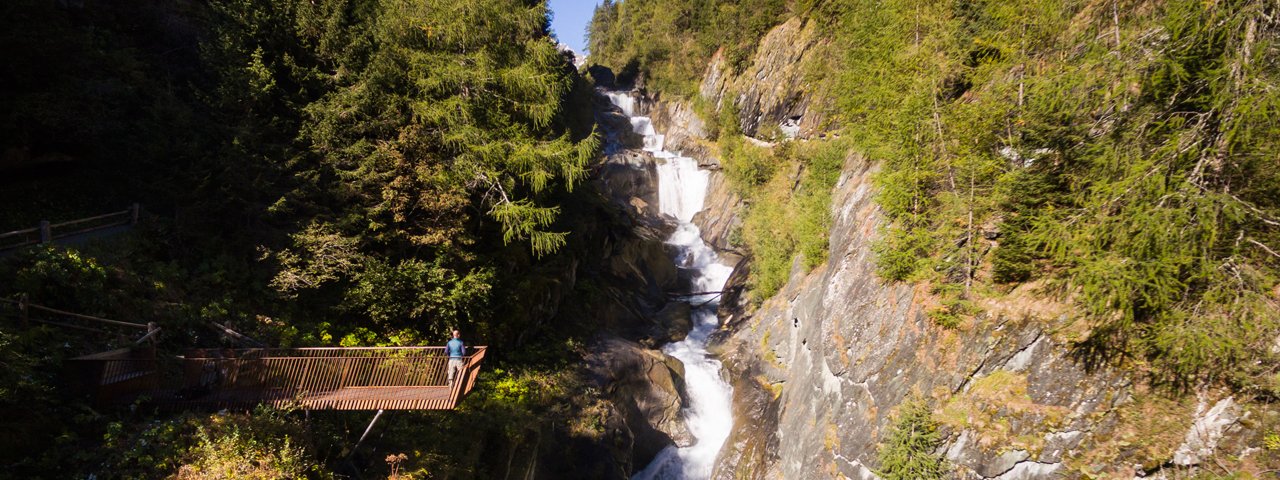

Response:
(48, 209), (131, 229)
(185, 346), (455, 353)
(24, 303), (149, 329)
(209, 321), (267, 348)
(1, 297), (150, 330)
(0, 226), (40, 239)
(180, 347), (478, 359)
(0, 204), (139, 250)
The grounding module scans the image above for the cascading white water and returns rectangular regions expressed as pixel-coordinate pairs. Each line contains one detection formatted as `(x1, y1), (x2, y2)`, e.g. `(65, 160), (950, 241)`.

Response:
(605, 91), (735, 480)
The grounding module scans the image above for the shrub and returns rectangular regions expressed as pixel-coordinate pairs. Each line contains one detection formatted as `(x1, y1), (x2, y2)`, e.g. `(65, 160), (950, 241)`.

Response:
(876, 395), (948, 480)
(731, 140), (847, 300)
(103, 407), (331, 479)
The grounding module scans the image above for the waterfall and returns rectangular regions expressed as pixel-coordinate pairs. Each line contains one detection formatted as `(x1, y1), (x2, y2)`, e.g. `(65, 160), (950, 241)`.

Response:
(605, 91), (735, 480)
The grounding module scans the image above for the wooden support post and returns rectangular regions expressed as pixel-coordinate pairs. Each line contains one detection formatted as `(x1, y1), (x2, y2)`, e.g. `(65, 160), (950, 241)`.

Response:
(135, 322), (160, 345)
(18, 294), (28, 327)
(210, 321), (267, 348)
(38, 221), (51, 243)
(130, 203), (140, 225)
(351, 409), (385, 456)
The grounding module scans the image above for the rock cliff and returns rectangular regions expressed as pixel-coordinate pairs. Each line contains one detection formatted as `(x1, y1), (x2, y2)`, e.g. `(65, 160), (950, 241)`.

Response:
(698, 17), (831, 140)
(615, 17), (1271, 480)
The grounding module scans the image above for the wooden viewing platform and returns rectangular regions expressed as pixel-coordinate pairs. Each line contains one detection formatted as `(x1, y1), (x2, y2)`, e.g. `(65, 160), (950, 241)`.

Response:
(69, 346), (488, 411)
(6, 298), (489, 411)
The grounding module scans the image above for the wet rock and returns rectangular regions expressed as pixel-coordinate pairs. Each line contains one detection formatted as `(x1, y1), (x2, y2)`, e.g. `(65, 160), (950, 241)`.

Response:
(654, 301), (692, 343)
(596, 151), (659, 213)
(709, 350), (780, 480)
(716, 255), (752, 327)
(596, 92), (645, 150)
(588, 65), (618, 88)
(648, 98), (711, 158)
(586, 335), (693, 468)
(690, 170), (743, 253)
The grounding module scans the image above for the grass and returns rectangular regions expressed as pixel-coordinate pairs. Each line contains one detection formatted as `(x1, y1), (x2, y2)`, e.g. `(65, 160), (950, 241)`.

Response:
(936, 370), (1070, 454)
(1062, 387), (1194, 475)
(718, 133), (847, 301)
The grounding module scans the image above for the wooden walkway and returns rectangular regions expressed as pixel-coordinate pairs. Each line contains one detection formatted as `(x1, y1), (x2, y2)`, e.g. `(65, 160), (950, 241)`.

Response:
(6, 296), (491, 412)
(158, 386), (459, 410)
(70, 346), (488, 411)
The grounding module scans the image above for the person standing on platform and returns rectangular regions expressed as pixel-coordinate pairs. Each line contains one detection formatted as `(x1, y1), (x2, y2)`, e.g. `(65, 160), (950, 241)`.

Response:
(446, 329), (466, 387)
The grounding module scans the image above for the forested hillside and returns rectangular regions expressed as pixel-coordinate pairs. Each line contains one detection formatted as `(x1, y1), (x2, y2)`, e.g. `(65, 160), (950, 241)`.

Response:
(0, 0), (614, 477)
(590, 0), (1280, 392)
(587, 0), (790, 94)
(3, 0), (1279, 476)
(590, 0), (1280, 476)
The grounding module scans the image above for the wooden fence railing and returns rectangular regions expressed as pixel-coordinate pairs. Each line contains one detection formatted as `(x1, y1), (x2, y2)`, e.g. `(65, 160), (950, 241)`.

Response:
(6, 296), (489, 411)
(0, 204), (140, 250)
(66, 347), (160, 407)
(64, 346), (490, 411)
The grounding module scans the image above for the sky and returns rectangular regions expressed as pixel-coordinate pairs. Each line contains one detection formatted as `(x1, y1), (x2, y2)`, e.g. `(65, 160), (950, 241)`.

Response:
(548, 0), (602, 54)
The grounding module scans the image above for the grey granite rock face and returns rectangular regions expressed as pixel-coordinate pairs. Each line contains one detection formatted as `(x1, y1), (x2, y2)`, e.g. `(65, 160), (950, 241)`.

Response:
(600, 19), (1267, 478)
(689, 170), (741, 254)
(698, 17), (828, 139)
(705, 152), (1135, 480)
(1173, 397), (1242, 466)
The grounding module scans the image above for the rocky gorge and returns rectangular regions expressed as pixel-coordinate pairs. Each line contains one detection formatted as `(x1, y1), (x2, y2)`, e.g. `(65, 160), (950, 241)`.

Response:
(585, 15), (1277, 480)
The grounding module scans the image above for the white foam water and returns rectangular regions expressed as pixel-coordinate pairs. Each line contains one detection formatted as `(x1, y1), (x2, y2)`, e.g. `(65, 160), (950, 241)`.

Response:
(605, 91), (735, 480)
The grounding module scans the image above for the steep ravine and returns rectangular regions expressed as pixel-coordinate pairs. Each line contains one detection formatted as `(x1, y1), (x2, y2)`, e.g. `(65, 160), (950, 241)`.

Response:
(583, 86), (743, 480)
(608, 17), (1267, 480)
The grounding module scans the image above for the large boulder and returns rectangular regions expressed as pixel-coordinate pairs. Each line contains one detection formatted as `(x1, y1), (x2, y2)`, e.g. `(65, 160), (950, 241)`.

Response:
(586, 335), (693, 469)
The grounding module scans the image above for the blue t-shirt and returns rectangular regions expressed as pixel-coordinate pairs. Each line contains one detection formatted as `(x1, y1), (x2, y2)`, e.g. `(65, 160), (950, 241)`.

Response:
(446, 338), (465, 358)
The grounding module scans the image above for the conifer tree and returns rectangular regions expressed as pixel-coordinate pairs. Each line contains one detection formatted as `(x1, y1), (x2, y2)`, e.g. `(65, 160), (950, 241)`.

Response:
(876, 395), (947, 480)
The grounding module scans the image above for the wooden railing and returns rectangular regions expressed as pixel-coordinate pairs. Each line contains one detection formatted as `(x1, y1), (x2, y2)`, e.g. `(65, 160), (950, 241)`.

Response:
(0, 204), (140, 250)
(166, 346), (489, 410)
(66, 347), (160, 406)
(10, 297), (488, 411)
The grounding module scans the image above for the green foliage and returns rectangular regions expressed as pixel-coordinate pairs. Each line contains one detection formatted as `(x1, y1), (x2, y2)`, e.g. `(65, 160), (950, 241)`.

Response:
(11, 247), (109, 310)
(0, 0), (611, 476)
(365, 367), (617, 478)
(876, 395), (948, 480)
(927, 308), (962, 330)
(926, 284), (978, 330)
(719, 133), (776, 189)
(587, 0), (789, 95)
(102, 407), (331, 479)
(729, 138), (846, 299)
(345, 258), (494, 334)
(829, 0), (1280, 389)
(872, 226), (931, 282)
(691, 94), (722, 140)
(179, 425), (316, 479)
